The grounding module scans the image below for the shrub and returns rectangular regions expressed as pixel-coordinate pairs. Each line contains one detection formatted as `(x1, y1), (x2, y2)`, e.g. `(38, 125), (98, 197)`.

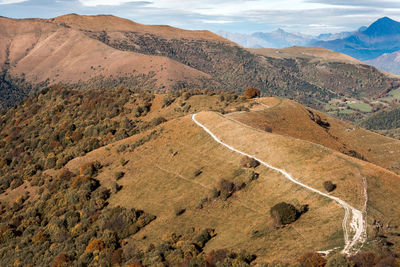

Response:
(193, 169), (203, 177)
(193, 229), (215, 248)
(57, 168), (75, 181)
(323, 181), (336, 192)
(270, 202), (298, 227)
(111, 182), (122, 194)
(248, 171), (259, 181)
(51, 253), (72, 267)
(243, 87), (261, 99)
(32, 231), (49, 243)
(150, 117), (167, 127)
(85, 238), (106, 253)
(297, 252), (327, 267)
(163, 96), (175, 107)
(326, 253), (354, 267)
(120, 158), (129, 166)
(219, 179), (236, 200)
(348, 252), (395, 267)
(10, 177), (23, 190)
(375, 255), (396, 267)
(205, 249), (229, 266)
(174, 207), (186, 216)
(240, 156), (260, 168)
(79, 161), (102, 177)
(114, 171), (125, 180)
(264, 125), (272, 133)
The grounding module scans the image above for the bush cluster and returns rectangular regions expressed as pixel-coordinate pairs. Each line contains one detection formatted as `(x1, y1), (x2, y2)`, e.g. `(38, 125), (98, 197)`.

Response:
(243, 87), (261, 99)
(240, 156), (260, 168)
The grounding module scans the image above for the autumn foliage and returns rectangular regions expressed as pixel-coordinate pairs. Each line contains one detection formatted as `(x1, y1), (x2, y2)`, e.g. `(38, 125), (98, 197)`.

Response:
(297, 252), (327, 267)
(243, 87), (261, 99)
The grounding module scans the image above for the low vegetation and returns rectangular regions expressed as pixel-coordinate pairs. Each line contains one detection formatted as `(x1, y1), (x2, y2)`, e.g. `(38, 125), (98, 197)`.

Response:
(361, 108), (400, 130)
(240, 156), (260, 168)
(244, 87), (261, 99)
(270, 202), (307, 227)
(323, 181), (336, 193)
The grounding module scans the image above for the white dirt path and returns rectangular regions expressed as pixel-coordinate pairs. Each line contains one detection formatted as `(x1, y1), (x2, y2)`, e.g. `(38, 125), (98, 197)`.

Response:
(192, 113), (367, 255)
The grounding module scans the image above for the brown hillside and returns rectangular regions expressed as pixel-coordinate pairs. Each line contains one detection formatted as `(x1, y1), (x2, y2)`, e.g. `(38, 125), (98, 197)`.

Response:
(249, 46), (362, 65)
(51, 14), (229, 42)
(61, 102), (400, 262)
(1, 88), (400, 265)
(0, 17), (210, 89)
(227, 98), (400, 175)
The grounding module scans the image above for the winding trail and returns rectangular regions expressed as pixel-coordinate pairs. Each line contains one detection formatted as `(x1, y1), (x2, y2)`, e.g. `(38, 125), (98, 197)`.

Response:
(192, 113), (367, 255)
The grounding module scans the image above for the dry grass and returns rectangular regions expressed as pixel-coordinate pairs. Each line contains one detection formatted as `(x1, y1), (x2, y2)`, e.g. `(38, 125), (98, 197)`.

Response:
(228, 98), (400, 175)
(56, 96), (400, 262)
(64, 115), (347, 262)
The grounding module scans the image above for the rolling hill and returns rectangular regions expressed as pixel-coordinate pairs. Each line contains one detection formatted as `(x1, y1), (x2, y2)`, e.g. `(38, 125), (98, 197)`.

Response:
(0, 86), (399, 266)
(1, 14), (399, 119)
(0, 16), (211, 109)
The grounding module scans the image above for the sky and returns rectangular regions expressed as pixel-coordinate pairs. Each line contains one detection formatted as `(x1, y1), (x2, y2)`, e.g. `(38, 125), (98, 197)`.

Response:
(1, 0), (400, 35)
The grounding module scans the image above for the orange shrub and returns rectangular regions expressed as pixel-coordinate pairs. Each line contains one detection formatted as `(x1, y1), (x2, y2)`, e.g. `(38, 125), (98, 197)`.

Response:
(298, 252), (327, 267)
(85, 238), (106, 253)
(51, 253), (71, 267)
(240, 156), (260, 168)
(243, 87), (261, 99)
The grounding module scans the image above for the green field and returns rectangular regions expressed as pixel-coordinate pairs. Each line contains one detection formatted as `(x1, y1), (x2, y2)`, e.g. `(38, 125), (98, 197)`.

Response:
(347, 102), (373, 112)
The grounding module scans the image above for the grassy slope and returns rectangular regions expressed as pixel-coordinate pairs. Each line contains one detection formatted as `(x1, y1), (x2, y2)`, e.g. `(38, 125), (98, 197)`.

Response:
(227, 98), (400, 175)
(59, 96), (400, 262)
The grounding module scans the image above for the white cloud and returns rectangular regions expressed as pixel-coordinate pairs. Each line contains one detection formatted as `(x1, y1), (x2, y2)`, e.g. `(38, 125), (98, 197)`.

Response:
(200, 19), (236, 24)
(78, 0), (145, 6)
(0, 0), (27, 4)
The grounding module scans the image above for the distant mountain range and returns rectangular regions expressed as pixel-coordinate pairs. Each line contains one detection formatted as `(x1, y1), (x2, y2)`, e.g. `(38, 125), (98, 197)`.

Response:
(313, 17), (400, 61)
(217, 28), (361, 49)
(218, 17), (400, 74)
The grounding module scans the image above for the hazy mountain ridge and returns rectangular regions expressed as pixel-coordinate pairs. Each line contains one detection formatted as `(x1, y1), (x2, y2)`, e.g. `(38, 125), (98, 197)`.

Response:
(216, 28), (359, 49)
(314, 17), (400, 61)
(365, 50), (400, 75)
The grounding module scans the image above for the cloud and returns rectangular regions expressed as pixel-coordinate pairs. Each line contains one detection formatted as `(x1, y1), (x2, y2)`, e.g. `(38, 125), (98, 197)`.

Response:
(305, 0), (400, 8)
(200, 19), (236, 24)
(78, 0), (146, 6)
(1, 0), (400, 35)
(0, 0), (28, 4)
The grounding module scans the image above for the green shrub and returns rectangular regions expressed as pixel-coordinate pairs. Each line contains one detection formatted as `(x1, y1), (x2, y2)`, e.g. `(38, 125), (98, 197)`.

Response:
(114, 172), (125, 180)
(219, 179), (236, 200)
(270, 202), (299, 227)
(193, 229), (215, 248)
(193, 169), (203, 177)
(323, 181), (336, 192)
(150, 117), (166, 127)
(174, 207), (186, 216)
